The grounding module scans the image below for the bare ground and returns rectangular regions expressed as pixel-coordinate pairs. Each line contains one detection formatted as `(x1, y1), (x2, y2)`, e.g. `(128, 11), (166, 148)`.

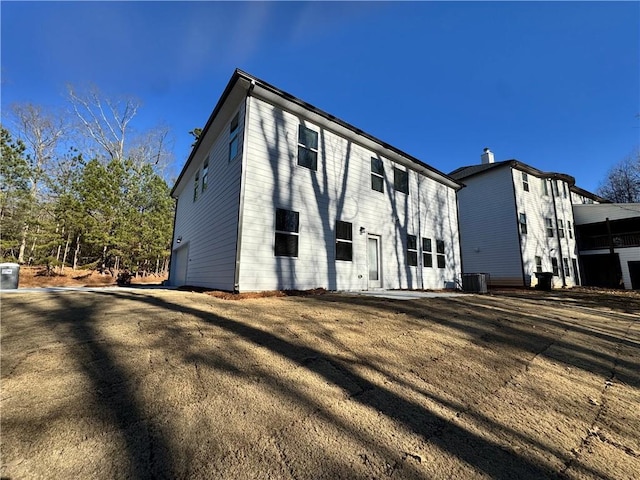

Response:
(1, 288), (638, 479)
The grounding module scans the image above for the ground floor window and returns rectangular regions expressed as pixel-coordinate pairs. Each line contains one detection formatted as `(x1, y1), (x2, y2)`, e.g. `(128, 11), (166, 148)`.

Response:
(335, 221), (353, 261)
(563, 258), (570, 277)
(407, 235), (418, 266)
(275, 208), (299, 257)
(422, 237), (433, 267)
(436, 240), (445, 268)
(551, 257), (559, 276)
(535, 256), (543, 273)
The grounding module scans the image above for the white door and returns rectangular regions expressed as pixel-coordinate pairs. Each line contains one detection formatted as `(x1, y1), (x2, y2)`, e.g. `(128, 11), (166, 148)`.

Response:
(368, 235), (381, 289)
(172, 245), (188, 286)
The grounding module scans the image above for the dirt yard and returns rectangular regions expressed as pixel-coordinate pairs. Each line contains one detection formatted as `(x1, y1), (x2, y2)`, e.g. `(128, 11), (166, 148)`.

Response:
(15, 266), (167, 288)
(1, 288), (638, 479)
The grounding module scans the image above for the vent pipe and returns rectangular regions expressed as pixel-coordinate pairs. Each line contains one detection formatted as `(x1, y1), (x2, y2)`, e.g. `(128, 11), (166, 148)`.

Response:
(481, 147), (495, 164)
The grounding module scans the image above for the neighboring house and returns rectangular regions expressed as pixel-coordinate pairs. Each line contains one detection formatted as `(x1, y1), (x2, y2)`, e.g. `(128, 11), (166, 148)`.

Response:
(169, 69), (463, 292)
(573, 203), (640, 290)
(450, 149), (605, 288)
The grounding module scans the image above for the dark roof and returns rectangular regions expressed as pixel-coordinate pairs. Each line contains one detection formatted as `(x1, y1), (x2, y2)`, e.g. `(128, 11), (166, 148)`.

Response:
(449, 159), (576, 186)
(449, 160), (513, 180)
(570, 185), (610, 203)
(171, 69), (462, 196)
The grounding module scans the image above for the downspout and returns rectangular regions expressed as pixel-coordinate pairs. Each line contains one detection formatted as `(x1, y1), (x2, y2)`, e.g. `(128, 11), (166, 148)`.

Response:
(233, 80), (255, 292)
(550, 179), (567, 287)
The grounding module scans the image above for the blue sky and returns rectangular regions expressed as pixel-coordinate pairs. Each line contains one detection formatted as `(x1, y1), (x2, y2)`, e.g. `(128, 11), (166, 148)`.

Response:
(2, 1), (638, 192)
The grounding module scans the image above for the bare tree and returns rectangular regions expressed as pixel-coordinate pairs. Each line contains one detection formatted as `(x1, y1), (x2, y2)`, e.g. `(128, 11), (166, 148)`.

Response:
(67, 85), (138, 162)
(67, 84), (172, 173)
(8, 104), (68, 263)
(597, 149), (640, 203)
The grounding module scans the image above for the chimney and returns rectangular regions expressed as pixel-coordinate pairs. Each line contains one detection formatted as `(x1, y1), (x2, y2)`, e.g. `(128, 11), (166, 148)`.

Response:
(481, 147), (494, 164)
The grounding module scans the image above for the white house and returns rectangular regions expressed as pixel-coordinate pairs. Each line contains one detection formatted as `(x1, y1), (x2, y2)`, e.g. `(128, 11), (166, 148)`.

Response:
(450, 149), (605, 288)
(169, 70), (463, 292)
(573, 203), (640, 289)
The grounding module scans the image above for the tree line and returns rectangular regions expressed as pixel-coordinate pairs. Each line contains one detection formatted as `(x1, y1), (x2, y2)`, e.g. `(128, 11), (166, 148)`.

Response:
(0, 88), (175, 276)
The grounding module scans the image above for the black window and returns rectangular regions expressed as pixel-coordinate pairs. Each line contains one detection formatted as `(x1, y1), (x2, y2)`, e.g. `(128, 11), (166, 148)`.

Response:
(422, 237), (433, 268)
(229, 113), (240, 161)
(535, 256), (543, 273)
(522, 172), (529, 192)
(275, 208), (299, 257)
(562, 182), (567, 198)
(546, 218), (554, 237)
(519, 213), (527, 235)
(436, 240), (445, 269)
(553, 180), (559, 196)
(407, 235), (418, 266)
(193, 169), (200, 202)
(563, 258), (570, 276)
(371, 157), (384, 193)
(542, 179), (549, 196)
(558, 219), (565, 238)
(568, 221), (573, 239)
(297, 125), (318, 170)
(335, 221), (353, 261)
(202, 156), (209, 192)
(551, 257), (559, 276)
(394, 167), (409, 194)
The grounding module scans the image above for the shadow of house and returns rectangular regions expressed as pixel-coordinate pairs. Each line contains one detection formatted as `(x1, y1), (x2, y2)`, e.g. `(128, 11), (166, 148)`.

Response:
(168, 69), (463, 292)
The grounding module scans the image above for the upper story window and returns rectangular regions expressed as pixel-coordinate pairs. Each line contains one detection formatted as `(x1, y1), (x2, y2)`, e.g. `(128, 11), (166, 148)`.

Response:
(394, 167), (409, 195)
(193, 169), (200, 202)
(553, 180), (560, 197)
(522, 172), (529, 192)
(297, 125), (318, 171)
(535, 256), (543, 273)
(568, 221), (573, 239)
(407, 235), (418, 266)
(546, 218), (554, 237)
(202, 156), (209, 192)
(422, 238), (433, 268)
(229, 113), (240, 162)
(275, 208), (299, 257)
(558, 219), (565, 238)
(335, 221), (353, 261)
(371, 157), (384, 193)
(562, 182), (568, 198)
(542, 179), (549, 196)
(436, 240), (446, 268)
(519, 213), (528, 234)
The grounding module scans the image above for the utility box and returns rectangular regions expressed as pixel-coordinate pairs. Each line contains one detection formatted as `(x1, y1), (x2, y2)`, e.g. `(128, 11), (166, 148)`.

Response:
(0, 263), (20, 290)
(462, 273), (489, 294)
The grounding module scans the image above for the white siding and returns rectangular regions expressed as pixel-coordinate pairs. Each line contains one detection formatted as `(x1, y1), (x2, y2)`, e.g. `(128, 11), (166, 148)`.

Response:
(514, 172), (579, 288)
(169, 100), (246, 289)
(457, 167), (522, 285)
(237, 97), (461, 292)
(571, 191), (599, 205)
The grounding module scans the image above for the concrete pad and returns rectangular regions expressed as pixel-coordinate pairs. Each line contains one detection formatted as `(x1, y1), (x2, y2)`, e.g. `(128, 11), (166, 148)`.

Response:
(342, 290), (467, 300)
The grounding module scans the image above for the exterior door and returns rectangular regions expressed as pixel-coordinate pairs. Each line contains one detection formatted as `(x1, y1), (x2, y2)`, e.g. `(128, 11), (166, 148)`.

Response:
(367, 235), (381, 289)
(172, 245), (189, 286)
(629, 261), (640, 290)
